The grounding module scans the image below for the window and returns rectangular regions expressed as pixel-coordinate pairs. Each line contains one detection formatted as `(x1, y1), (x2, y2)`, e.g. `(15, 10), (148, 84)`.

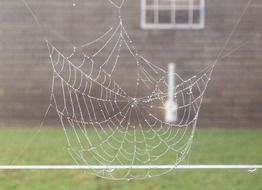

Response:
(141, 0), (205, 29)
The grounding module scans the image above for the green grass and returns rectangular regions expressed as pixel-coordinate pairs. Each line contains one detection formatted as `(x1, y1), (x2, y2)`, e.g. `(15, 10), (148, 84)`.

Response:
(0, 127), (261, 190)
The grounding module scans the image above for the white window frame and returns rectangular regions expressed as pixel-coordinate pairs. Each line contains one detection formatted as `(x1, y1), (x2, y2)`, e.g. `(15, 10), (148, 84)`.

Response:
(141, 0), (205, 29)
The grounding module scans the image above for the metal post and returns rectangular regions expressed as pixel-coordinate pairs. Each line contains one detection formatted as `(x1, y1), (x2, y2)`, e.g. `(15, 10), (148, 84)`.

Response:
(165, 63), (178, 122)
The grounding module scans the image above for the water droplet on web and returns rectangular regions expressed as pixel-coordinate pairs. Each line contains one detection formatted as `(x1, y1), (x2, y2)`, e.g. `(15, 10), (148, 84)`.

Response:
(248, 168), (257, 172)
(105, 167), (115, 173)
(89, 147), (96, 151)
(73, 3), (76, 7)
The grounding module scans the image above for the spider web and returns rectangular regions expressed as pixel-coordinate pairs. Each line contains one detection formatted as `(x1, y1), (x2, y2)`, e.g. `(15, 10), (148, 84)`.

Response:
(18, 0), (260, 180)
(45, 13), (214, 179)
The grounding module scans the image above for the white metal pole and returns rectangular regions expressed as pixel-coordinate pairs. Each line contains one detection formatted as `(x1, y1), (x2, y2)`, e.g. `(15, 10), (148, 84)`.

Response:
(0, 165), (261, 170)
(168, 63), (175, 100)
(165, 63), (178, 122)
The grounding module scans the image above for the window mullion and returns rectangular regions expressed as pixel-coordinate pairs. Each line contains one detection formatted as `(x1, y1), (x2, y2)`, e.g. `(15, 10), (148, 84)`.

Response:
(141, 0), (146, 28)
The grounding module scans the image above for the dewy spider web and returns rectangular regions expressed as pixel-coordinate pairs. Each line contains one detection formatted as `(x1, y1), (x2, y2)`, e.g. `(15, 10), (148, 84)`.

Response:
(46, 23), (212, 179)
(45, 5), (214, 178)
(19, 0), (259, 180)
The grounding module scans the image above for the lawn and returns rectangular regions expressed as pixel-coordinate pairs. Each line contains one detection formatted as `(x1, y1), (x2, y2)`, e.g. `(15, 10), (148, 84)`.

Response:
(0, 127), (261, 190)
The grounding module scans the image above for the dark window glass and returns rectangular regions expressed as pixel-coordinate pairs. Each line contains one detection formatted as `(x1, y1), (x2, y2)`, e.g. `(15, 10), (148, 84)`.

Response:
(175, 10), (189, 24)
(193, 9), (201, 24)
(159, 9), (172, 24)
(146, 0), (154, 6)
(146, 9), (155, 23)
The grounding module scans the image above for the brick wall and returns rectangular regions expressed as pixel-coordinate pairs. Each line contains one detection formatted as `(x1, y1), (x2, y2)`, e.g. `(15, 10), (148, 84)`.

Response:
(0, 0), (261, 127)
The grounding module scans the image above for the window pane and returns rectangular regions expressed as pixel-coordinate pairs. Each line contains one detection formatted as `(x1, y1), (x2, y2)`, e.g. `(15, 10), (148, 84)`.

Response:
(175, 10), (189, 24)
(146, 0), (154, 6)
(192, 9), (201, 24)
(159, 9), (172, 23)
(146, 9), (155, 23)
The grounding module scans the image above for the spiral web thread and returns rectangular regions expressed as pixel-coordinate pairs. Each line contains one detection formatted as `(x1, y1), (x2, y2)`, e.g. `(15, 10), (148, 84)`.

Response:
(18, 0), (259, 180)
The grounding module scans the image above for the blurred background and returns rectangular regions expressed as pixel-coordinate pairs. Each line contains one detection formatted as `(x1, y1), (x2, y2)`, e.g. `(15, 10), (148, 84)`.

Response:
(0, 0), (262, 128)
(0, 0), (261, 189)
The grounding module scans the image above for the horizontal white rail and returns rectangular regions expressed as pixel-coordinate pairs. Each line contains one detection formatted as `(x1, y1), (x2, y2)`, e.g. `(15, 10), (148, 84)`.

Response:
(0, 165), (261, 170)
